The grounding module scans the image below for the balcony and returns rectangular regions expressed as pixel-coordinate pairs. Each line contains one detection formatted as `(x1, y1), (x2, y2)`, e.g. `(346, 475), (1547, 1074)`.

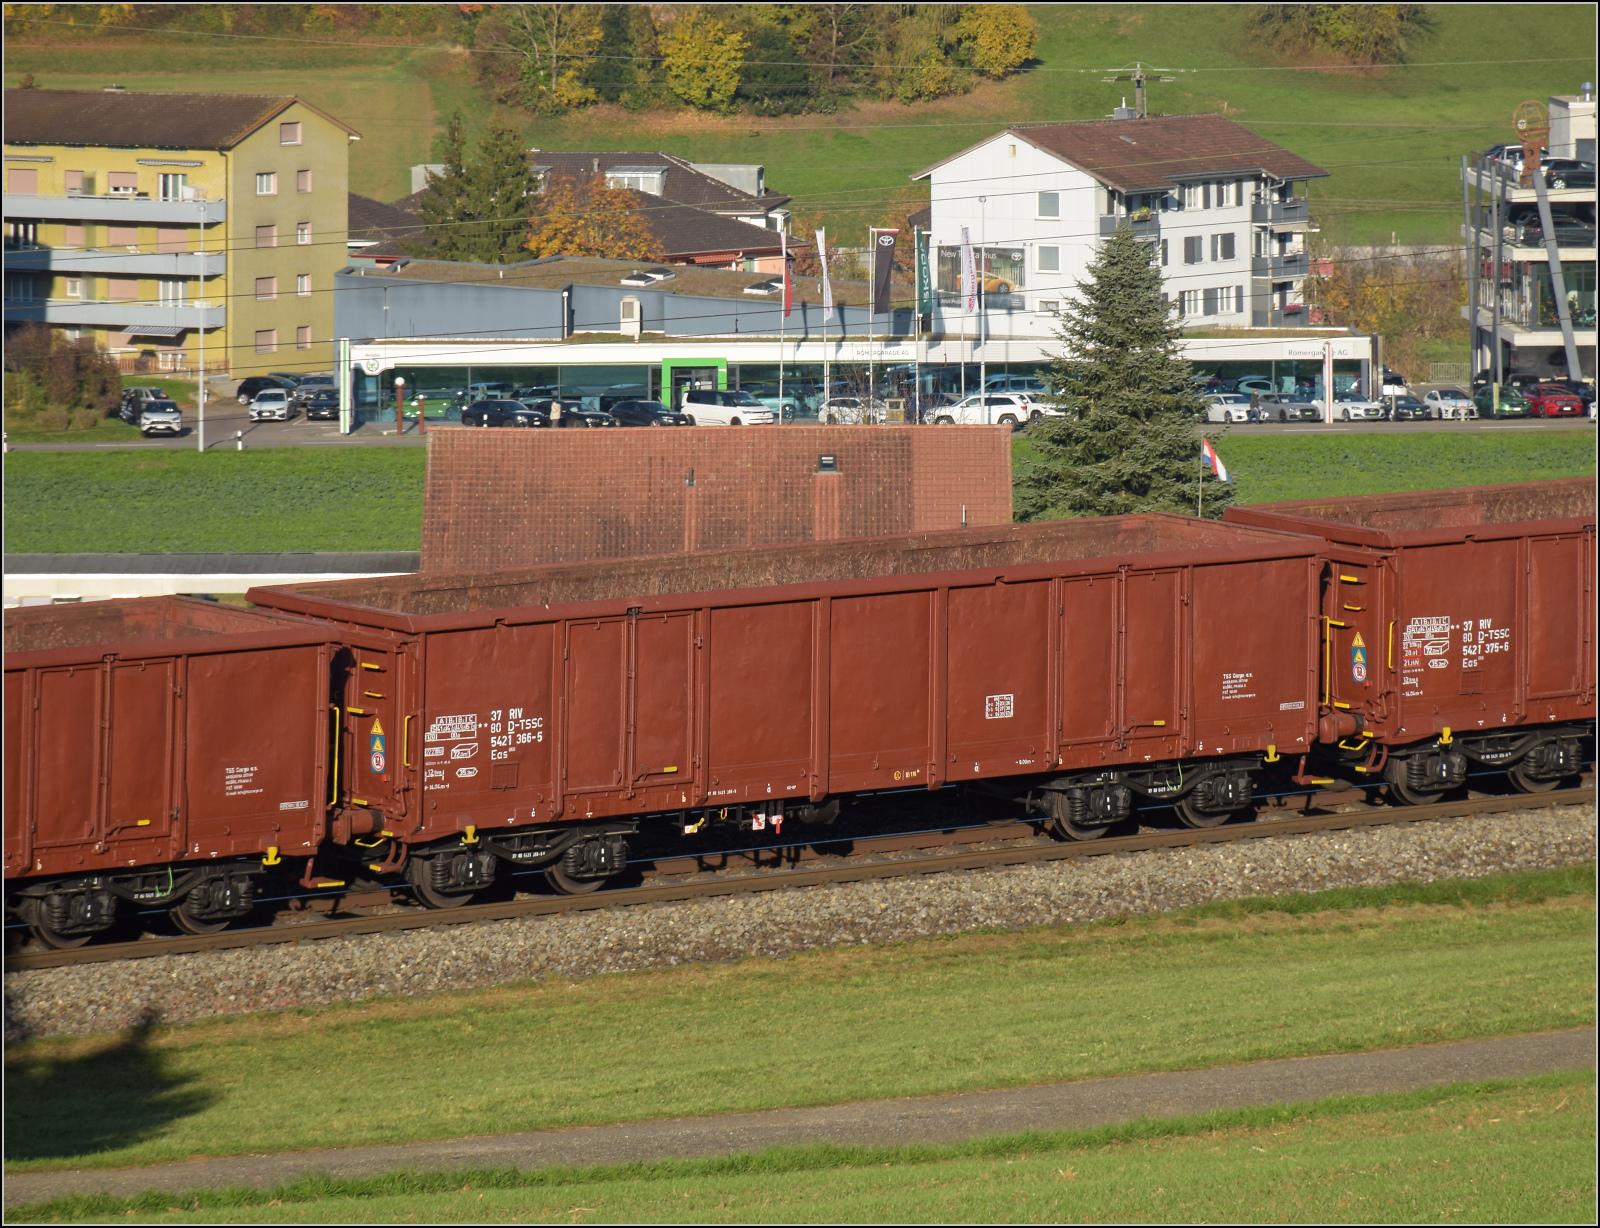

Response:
(1, 193), (226, 225)
(3, 246), (226, 277)
(1251, 198), (1311, 229)
(1251, 252), (1309, 279)
(1098, 213), (1160, 237)
(3, 296), (225, 330)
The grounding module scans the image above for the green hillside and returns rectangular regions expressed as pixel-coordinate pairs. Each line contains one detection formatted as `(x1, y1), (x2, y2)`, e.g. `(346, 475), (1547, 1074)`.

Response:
(7, 5), (1595, 241)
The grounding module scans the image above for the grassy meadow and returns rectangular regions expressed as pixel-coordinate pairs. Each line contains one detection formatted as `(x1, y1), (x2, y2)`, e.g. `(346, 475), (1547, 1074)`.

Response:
(6, 866), (1593, 1173)
(6, 5), (1595, 243)
(12, 1073), (1594, 1223)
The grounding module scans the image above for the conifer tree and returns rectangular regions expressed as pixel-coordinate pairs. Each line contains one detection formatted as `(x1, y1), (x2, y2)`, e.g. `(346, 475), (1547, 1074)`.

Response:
(1016, 227), (1232, 520)
(460, 121), (537, 264)
(410, 111), (472, 261)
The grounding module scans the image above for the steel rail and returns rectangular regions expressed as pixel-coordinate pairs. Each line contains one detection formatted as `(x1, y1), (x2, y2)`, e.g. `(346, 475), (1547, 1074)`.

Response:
(6, 787), (1592, 972)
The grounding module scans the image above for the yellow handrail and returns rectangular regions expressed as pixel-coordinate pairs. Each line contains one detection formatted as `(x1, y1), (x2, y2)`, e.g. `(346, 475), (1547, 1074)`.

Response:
(328, 704), (341, 807)
(1387, 621), (1395, 670)
(404, 714), (413, 768)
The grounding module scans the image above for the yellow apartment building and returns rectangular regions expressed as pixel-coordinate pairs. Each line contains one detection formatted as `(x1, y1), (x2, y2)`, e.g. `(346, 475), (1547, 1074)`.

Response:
(3, 87), (358, 377)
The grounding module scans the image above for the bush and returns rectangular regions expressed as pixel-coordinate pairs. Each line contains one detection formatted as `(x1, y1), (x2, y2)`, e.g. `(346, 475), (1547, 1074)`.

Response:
(1, 323), (122, 433)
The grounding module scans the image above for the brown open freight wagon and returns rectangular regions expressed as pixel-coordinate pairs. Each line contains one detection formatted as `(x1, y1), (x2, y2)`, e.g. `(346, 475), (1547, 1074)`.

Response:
(1226, 478), (1596, 802)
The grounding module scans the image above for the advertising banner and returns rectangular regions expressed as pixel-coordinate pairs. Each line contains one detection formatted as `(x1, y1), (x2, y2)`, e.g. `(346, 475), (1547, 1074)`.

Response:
(872, 228), (897, 315)
(914, 227), (932, 315)
(961, 226), (977, 314)
(816, 228), (834, 323)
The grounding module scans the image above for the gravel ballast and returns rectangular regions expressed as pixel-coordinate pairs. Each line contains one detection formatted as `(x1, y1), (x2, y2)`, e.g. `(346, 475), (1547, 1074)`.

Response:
(7, 805), (1594, 1041)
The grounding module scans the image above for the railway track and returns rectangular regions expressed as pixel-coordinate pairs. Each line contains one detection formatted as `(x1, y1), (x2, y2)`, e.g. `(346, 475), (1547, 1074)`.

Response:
(8, 785), (1590, 973)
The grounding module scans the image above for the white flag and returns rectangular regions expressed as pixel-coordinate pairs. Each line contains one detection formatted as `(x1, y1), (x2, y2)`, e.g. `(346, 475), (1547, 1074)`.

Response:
(961, 225), (977, 315)
(816, 228), (834, 322)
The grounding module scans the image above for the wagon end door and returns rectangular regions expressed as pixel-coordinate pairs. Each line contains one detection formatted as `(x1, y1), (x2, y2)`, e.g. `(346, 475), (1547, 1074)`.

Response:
(336, 644), (407, 823)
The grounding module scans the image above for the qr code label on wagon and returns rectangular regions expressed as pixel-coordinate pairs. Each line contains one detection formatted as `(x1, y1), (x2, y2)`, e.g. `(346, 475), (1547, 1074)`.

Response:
(985, 694), (1014, 719)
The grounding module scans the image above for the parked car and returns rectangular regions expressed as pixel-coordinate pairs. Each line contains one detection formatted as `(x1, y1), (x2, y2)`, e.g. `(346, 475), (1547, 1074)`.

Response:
(302, 391), (341, 421)
(514, 385), (559, 403)
(267, 371), (307, 388)
(1384, 395), (1432, 422)
(1523, 383), (1585, 418)
(1256, 393), (1320, 422)
(1423, 388), (1475, 419)
(746, 384), (808, 420)
(1472, 385), (1530, 418)
(248, 389), (294, 422)
(1233, 376), (1279, 397)
(1378, 369), (1409, 397)
(460, 399), (549, 428)
(1327, 393), (1385, 421)
(1203, 394), (1253, 423)
(983, 374), (1049, 397)
(289, 375), (336, 405)
(931, 393), (1031, 427)
(608, 400), (692, 427)
(135, 398), (183, 437)
(117, 386), (167, 423)
(1542, 159), (1596, 190)
(526, 398), (619, 428)
(681, 389), (776, 426)
(236, 375), (296, 405)
(818, 396), (889, 425)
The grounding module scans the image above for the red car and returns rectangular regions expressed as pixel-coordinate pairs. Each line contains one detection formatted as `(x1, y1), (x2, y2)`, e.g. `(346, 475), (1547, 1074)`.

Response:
(1524, 383), (1584, 418)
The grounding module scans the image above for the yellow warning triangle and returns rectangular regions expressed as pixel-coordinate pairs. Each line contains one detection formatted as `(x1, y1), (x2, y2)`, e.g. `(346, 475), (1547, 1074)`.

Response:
(1351, 632), (1365, 647)
(371, 718), (385, 735)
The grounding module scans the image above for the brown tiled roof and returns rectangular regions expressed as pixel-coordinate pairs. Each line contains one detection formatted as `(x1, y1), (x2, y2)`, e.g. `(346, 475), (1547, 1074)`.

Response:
(636, 193), (789, 260)
(2, 88), (358, 150)
(347, 192), (424, 257)
(917, 115), (1328, 192)
(532, 151), (789, 214)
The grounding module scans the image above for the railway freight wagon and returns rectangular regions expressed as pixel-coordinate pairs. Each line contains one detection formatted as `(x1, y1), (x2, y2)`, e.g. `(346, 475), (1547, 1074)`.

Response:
(4, 597), (402, 947)
(1226, 478), (1596, 804)
(247, 513), (1355, 903)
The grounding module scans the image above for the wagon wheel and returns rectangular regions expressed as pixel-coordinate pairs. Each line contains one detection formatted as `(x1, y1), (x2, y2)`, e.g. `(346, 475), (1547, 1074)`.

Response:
(1174, 796), (1237, 829)
(1386, 779), (1444, 807)
(170, 901), (231, 936)
(545, 865), (607, 895)
(1051, 815), (1110, 842)
(29, 919), (94, 950)
(1508, 763), (1565, 794)
(406, 857), (477, 909)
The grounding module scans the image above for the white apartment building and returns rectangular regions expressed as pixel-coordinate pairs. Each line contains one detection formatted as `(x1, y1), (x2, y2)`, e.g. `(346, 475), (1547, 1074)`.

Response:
(914, 114), (1328, 339)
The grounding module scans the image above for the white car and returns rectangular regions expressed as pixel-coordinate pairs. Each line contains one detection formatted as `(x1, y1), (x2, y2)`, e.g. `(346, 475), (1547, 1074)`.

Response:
(931, 393), (1031, 427)
(1321, 393), (1384, 421)
(680, 389), (776, 426)
(249, 389), (293, 422)
(1204, 394), (1253, 423)
(818, 396), (888, 425)
(1424, 388), (1475, 419)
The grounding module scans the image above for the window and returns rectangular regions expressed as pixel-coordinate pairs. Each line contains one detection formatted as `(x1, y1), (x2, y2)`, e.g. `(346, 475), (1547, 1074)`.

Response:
(256, 172), (277, 196)
(1037, 191), (1060, 219)
(7, 167), (39, 194)
(296, 325), (312, 350)
(256, 224), (278, 248)
(1211, 233), (1236, 261)
(1235, 285), (1245, 313)
(107, 276), (138, 300)
(1037, 245), (1059, 272)
(63, 169), (84, 193)
(255, 276), (278, 301)
(296, 222), (312, 245)
(296, 169), (312, 193)
(6, 221), (39, 247)
(1178, 289), (1198, 315)
(1182, 183), (1201, 209)
(1183, 235), (1204, 264)
(1202, 287), (1219, 316)
(1036, 300), (1059, 314)
(158, 279), (187, 305)
(255, 329), (278, 353)
(157, 351), (187, 371)
(108, 171), (138, 194)
(604, 168), (666, 194)
(159, 173), (187, 201)
(296, 273), (311, 297)
(157, 227), (186, 253)
(64, 276), (83, 299)
(1160, 239), (1169, 266)
(279, 121), (302, 146)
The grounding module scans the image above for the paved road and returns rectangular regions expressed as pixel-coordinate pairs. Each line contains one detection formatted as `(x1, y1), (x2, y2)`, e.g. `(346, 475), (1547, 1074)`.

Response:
(6, 1028), (1592, 1208)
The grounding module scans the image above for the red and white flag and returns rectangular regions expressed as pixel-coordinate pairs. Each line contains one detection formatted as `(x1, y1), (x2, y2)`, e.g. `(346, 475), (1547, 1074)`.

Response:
(1200, 437), (1230, 481)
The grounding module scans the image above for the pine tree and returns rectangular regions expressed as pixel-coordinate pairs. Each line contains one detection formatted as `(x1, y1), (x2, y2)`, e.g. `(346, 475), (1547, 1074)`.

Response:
(1016, 227), (1233, 520)
(409, 111), (472, 261)
(459, 121), (537, 264)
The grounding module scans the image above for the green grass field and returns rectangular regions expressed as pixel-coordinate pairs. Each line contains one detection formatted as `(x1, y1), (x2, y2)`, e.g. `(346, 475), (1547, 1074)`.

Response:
(6, 866), (1592, 1174)
(1, 448), (425, 554)
(7, 5), (1594, 243)
(13, 1073), (1593, 1224)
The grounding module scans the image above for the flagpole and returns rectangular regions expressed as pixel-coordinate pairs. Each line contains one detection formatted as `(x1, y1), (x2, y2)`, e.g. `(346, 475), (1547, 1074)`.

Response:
(778, 231), (786, 422)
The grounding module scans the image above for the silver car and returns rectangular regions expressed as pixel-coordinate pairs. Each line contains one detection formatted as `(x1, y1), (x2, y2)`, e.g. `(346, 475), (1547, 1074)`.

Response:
(137, 399), (183, 437)
(249, 389), (293, 422)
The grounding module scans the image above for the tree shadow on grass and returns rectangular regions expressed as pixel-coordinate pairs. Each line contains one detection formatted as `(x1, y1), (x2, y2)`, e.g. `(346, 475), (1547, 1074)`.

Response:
(4, 1007), (217, 1164)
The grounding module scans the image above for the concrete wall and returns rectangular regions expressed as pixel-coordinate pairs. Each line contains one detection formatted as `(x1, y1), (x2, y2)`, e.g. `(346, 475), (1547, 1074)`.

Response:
(420, 426), (1012, 572)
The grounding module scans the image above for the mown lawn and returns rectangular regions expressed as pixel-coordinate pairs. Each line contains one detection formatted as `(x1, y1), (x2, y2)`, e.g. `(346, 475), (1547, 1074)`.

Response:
(6, 866), (1592, 1173)
(15, 1074), (1593, 1224)
(2, 448), (425, 554)
(7, 5), (1594, 243)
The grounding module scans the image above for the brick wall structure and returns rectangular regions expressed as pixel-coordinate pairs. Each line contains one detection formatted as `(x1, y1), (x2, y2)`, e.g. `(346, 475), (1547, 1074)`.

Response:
(420, 426), (1013, 572)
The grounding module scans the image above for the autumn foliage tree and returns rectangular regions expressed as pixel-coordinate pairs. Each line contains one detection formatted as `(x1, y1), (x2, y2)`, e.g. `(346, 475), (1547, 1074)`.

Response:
(1306, 246), (1467, 380)
(525, 175), (664, 261)
(660, 8), (748, 113)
